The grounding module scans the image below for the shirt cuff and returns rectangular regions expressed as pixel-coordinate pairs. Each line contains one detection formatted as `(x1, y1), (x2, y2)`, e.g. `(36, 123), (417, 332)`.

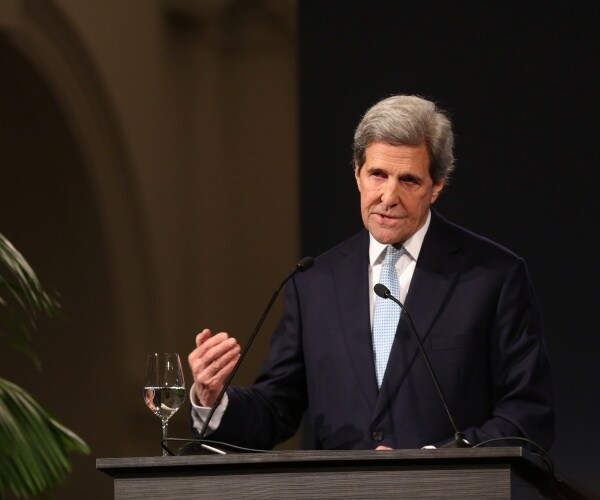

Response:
(190, 384), (229, 435)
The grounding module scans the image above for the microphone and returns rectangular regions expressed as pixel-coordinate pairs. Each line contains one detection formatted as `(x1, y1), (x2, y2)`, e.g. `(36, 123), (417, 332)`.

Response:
(374, 283), (471, 448)
(197, 256), (315, 443)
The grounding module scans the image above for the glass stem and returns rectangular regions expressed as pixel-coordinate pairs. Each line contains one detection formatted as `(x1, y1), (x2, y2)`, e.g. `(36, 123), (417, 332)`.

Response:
(161, 419), (169, 457)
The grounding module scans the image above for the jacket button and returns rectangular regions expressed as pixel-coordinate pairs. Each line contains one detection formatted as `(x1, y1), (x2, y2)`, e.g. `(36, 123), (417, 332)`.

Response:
(372, 431), (383, 442)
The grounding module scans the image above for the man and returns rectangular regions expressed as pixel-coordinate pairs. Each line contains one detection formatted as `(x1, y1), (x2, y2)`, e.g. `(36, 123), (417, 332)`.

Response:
(188, 95), (555, 451)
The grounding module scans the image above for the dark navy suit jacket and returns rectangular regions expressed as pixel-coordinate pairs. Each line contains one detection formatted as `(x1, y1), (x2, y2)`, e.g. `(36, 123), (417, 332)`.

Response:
(205, 211), (555, 450)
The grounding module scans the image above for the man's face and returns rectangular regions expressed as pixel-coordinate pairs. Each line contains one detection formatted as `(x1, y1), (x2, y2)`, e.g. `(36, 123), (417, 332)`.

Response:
(355, 142), (444, 245)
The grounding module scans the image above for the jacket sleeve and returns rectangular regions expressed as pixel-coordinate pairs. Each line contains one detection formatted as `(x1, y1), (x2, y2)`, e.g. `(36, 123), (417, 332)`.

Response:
(437, 259), (555, 451)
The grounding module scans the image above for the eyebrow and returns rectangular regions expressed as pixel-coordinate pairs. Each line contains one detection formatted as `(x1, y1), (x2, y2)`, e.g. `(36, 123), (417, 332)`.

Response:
(366, 167), (423, 183)
(398, 173), (423, 183)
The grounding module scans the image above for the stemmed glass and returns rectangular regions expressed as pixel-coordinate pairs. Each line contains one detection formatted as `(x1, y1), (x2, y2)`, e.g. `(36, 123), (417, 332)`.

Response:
(143, 353), (186, 456)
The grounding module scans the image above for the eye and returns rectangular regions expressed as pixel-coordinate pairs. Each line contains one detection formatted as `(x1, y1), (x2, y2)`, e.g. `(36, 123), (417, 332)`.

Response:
(400, 175), (421, 185)
(370, 169), (386, 178)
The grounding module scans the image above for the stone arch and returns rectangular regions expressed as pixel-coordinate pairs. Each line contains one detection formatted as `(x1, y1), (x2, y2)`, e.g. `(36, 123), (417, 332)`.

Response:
(0, 0), (159, 374)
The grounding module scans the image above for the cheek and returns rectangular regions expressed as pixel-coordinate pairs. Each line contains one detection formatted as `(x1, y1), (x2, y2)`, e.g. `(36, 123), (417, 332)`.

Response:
(408, 192), (431, 209)
(359, 190), (371, 208)
(363, 196), (379, 212)
(362, 185), (381, 203)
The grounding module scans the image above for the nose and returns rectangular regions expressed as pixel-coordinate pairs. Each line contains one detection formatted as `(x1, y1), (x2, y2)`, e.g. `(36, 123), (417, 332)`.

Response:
(380, 179), (400, 207)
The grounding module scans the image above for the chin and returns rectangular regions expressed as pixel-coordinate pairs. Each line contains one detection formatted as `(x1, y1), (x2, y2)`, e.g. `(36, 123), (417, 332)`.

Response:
(372, 232), (402, 245)
(366, 219), (409, 244)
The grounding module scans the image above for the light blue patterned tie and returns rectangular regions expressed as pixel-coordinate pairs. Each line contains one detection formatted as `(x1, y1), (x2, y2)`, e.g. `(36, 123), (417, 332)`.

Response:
(372, 245), (405, 388)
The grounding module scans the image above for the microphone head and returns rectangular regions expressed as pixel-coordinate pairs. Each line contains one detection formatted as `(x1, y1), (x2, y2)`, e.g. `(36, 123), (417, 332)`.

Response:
(296, 256), (314, 272)
(374, 283), (390, 298)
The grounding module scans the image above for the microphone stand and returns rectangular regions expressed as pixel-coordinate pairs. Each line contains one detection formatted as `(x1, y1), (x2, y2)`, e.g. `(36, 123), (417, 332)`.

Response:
(374, 283), (471, 448)
(197, 257), (314, 443)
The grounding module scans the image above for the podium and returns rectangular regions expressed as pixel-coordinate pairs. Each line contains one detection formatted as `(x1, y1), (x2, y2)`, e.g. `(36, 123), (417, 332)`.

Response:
(96, 447), (567, 499)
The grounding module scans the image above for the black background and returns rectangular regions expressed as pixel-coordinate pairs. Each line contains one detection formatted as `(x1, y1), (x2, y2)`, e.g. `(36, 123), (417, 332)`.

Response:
(299, 1), (599, 491)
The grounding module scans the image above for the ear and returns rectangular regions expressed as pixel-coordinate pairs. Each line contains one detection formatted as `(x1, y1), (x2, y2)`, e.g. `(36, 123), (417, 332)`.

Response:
(431, 177), (445, 203)
(354, 165), (362, 191)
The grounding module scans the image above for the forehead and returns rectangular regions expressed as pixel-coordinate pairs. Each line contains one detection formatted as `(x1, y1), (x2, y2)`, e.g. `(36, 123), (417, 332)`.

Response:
(363, 142), (430, 171)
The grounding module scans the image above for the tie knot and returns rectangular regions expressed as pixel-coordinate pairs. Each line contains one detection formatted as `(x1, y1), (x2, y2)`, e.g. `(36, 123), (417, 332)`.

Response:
(383, 245), (405, 266)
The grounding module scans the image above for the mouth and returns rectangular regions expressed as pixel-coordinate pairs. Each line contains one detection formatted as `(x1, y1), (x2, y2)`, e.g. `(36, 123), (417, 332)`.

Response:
(372, 212), (401, 223)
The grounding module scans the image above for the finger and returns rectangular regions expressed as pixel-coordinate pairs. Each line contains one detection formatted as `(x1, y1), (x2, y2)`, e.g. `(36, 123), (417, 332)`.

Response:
(196, 331), (232, 356)
(189, 329), (211, 368)
(210, 352), (241, 388)
(223, 351), (241, 374)
(199, 342), (240, 381)
(189, 331), (233, 369)
(193, 340), (240, 384)
(200, 336), (239, 367)
(195, 329), (212, 347)
(211, 344), (241, 377)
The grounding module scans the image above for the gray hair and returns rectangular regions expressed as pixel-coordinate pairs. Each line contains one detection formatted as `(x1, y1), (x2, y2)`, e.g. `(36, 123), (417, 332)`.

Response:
(353, 95), (455, 184)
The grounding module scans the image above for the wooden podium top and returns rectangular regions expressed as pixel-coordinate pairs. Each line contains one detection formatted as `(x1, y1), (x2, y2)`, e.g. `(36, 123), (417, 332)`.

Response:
(97, 446), (544, 475)
(97, 447), (565, 499)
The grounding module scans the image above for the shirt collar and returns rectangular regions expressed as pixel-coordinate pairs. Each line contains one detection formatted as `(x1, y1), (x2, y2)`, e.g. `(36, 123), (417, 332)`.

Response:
(369, 210), (431, 266)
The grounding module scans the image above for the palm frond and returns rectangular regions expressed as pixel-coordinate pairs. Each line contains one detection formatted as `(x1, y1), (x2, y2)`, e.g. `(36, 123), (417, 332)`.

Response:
(0, 233), (60, 367)
(0, 378), (90, 498)
(0, 233), (89, 498)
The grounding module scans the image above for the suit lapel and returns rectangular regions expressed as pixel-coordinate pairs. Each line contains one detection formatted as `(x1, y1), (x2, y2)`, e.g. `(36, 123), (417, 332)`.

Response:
(373, 211), (461, 419)
(333, 231), (379, 409)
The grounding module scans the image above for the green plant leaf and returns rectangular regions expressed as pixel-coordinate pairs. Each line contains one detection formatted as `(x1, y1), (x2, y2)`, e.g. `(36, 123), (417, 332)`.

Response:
(0, 232), (60, 368)
(0, 233), (88, 498)
(0, 378), (90, 498)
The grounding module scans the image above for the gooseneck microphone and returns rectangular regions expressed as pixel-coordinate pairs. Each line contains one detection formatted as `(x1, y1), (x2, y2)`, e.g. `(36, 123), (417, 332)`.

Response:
(374, 283), (471, 448)
(198, 256), (315, 441)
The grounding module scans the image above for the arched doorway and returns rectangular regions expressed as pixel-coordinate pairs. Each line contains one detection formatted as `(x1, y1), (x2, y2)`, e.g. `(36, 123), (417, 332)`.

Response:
(0, 2), (158, 496)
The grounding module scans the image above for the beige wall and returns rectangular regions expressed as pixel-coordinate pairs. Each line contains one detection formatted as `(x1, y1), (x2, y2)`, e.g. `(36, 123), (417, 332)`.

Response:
(0, 0), (298, 497)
